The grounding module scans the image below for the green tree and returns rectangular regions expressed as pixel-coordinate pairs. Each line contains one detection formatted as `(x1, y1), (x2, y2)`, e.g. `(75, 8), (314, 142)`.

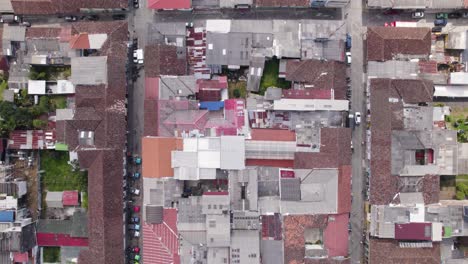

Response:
(233, 88), (241, 98)
(0, 101), (32, 135)
(29, 70), (47, 81)
(38, 96), (50, 113)
(32, 119), (46, 129)
(456, 190), (466, 200)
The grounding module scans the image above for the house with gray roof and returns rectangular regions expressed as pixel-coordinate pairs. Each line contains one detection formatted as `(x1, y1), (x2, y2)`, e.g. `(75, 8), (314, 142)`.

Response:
(71, 56), (108, 85)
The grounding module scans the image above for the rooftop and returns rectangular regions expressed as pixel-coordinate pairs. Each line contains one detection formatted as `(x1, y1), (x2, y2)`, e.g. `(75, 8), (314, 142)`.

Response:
(366, 27), (431, 61)
(142, 137), (183, 178)
(145, 44), (187, 77)
(285, 59), (347, 100)
(11, 0), (128, 15)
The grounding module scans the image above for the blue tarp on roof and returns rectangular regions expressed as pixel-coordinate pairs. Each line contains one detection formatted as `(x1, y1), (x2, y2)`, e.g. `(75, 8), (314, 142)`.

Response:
(199, 101), (224, 111)
(0, 211), (14, 222)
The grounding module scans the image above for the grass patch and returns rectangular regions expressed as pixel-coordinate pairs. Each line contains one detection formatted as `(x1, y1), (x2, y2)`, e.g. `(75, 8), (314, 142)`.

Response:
(228, 81), (247, 99)
(0, 80), (7, 101)
(50, 96), (67, 110)
(259, 57), (291, 95)
(445, 106), (468, 142)
(82, 192), (88, 209)
(43, 247), (60, 263)
(40, 151), (87, 192)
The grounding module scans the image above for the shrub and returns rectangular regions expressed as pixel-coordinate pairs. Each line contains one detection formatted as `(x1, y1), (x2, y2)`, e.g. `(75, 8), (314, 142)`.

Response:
(32, 119), (46, 129)
(233, 88), (241, 98)
(456, 190), (466, 200)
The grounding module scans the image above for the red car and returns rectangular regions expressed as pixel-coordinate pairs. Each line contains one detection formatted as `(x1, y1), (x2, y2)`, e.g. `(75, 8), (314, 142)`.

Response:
(133, 206), (140, 213)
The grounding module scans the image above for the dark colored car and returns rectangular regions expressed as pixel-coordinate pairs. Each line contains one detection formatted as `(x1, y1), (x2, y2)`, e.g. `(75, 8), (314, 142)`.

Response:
(345, 34), (352, 50)
(134, 0), (139, 8)
(436, 13), (448, 19)
(112, 14), (126, 20)
(129, 217), (140, 224)
(448, 12), (462, 19)
(83, 15), (99, 21)
(432, 26), (442, 33)
(434, 18), (448, 27)
(382, 9), (403, 15)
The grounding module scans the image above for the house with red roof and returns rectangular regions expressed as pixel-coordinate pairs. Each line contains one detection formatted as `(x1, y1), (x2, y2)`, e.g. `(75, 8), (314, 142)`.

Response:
(147, 0), (191, 10)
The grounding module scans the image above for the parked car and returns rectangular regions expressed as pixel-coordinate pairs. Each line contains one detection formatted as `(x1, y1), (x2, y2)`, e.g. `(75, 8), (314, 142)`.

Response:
(112, 14), (126, 20)
(126, 246), (140, 253)
(64, 16), (78, 22)
(130, 188), (140, 196)
(128, 224), (140, 231)
(432, 26), (443, 33)
(463, 12), (468, 18)
(345, 52), (352, 65)
(133, 156), (142, 165)
(434, 18), (448, 27)
(411, 11), (424, 18)
(133, 0), (139, 8)
(355, 112), (361, 125)
(448, 12), (462, 19)
(345, 34), (351, 50)
(348, 113), (355, 129)
(132, 172), (140, 179)
(132, 230), (140, 237)
(436, 13), (448, 19)
(382, 9), (403, 15)
(20, 21), (31, 27)
(133, 206), (140, 213)
(83, 15), (99, 21)
(0, 14), (20, 23)
(129, 217), (140, 224)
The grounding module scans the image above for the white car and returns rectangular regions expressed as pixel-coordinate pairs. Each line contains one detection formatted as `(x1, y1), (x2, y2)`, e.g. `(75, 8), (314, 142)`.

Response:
(133, 230), (140, 237)
(133, 49), (144, 64)
(346, 52), (352, 65)
(355, 112), (361, 125)
(131, 188), (140, 196)
(411, 11), (424, 18)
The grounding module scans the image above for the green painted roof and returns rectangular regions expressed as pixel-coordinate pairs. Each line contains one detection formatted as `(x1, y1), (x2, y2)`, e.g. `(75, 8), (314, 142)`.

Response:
(444, 226), (452, 237)
(55, 143), (69, 151)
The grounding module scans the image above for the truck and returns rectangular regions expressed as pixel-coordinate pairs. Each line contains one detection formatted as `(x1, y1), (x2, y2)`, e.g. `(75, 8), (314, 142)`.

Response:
(133, 49), (143, 64)
(384, 21), (418, 27)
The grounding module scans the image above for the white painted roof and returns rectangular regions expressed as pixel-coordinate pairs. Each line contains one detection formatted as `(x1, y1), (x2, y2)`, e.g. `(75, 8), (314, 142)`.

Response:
(27, 80), (46, 95)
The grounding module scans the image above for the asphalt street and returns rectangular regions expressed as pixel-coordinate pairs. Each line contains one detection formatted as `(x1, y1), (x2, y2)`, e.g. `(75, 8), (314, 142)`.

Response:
(346, 0), (366, 263)
(154, 7), (341, 22)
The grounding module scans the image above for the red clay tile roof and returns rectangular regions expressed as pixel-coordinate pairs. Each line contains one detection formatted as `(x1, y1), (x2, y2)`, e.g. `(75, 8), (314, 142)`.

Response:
(148, 0), (191, 9)
(77, 149), (124, 264)
(255, 0), (310, 7)
(145, 77), (159, 100)
(69, 33), (90, 49)
(251, 128), (296, 141)
(144, 44), (187, 77)
(283, 214), (328, 264)
(294, 127), (352, 169)
(261, 213), (282, 240)
(285, 60), (347, 100)
(337, 165), (351, 214)
(369, 78), (435, 205)
(144, 99), (158, 136)
(246, 159), (294, 167)
(11, 0), (128, 15)
(369, 238), (440, 264)
(26, 27), (61, 39)
(51, 21), (128, 264)
(282, 89), (332, 99)
(366, 27), (431, 61)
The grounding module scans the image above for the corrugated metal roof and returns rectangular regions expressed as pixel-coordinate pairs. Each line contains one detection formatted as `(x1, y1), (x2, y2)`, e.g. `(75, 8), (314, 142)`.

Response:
(145, 205), (163, 224)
